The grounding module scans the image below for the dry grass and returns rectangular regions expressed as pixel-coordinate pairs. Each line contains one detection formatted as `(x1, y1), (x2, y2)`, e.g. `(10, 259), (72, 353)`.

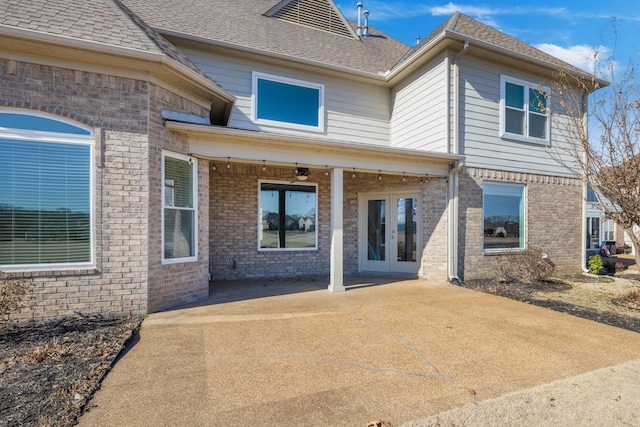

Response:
(617, 288), (640, 311)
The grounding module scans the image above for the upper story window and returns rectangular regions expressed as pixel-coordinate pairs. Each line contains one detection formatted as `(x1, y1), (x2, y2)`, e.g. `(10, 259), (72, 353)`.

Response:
(252, 72), (324, 132)
(163, 151), (197, 263)
(500, 75), (550, 144)
(259, 181), (317, 251)
(0, 110), (93, 270)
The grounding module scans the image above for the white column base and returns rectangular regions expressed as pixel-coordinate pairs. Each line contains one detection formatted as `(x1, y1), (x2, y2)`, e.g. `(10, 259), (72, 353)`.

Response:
(329, 167), (345, 292)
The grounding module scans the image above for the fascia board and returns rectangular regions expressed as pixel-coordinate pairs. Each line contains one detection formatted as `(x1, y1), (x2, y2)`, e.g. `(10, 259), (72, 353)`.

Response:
(166, 121), (464, 173)
(0, 25), (236, 105)
(441, 31), (610, 89)
(158, 29), (389, 84)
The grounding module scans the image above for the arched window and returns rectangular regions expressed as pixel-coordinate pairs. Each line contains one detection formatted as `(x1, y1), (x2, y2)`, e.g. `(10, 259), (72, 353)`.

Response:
(0, 110), (93, 269)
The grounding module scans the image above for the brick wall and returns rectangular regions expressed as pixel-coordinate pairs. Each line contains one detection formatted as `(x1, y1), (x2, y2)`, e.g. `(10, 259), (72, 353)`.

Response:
(209, 164), (331, 280)
(147, 84), (212, 311)
(0, 59), (214, 319)
(210, 167), (449, 281)
(0, 59), (149, 319)
(458, 167), (583, 281)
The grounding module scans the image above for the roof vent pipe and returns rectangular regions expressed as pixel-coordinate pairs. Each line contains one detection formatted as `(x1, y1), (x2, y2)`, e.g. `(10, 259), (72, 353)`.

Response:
(416, 36), (420, 46)
(363, 10), (369, 37)
(356, 2), (363, 37)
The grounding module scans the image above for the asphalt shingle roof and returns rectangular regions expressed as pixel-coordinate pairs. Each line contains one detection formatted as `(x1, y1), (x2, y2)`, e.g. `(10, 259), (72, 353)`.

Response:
(397, 12), (587, 76)
(0, 0), (229, 94)
(120, 0), (411, 75)
(2, 1), (589, 81)
(1, 0), (159, 52)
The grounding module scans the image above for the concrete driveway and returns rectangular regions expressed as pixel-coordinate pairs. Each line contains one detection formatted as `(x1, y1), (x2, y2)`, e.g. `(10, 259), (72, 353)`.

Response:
(79, 278), (640, 426)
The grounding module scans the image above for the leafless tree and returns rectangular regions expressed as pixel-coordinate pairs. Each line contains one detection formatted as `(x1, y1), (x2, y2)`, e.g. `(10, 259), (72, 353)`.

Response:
(551, 52), (640, 268)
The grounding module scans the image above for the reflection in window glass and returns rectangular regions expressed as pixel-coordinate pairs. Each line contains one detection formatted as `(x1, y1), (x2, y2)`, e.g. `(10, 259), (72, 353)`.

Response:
(501, 76), (549, 142)
(260, 183), (317, 249)
(0, 114), (92, 267)
(367, 200), (386, 261)
(396, 198), (417, 262)
(483, 183), (525, 250)
(257, 78), (320, 127)
(163, 154), (196, 261)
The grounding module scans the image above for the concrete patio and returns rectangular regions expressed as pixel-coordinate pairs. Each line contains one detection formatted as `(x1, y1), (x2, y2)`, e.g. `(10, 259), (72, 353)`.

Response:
(80, 277), (640, 426)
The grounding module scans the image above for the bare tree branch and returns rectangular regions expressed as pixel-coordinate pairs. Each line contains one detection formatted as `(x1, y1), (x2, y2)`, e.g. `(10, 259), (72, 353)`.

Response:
(550, 51), (640, 268)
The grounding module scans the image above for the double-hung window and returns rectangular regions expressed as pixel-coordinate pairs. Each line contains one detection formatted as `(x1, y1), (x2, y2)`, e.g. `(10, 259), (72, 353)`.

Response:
(259, 182), (317, 250)
(501, 75), (550, 144)
(0, 110), (93, 269)
(252, 72), (324, 132)
(163, 151), (197, 263)
(483, 182), (526, 251)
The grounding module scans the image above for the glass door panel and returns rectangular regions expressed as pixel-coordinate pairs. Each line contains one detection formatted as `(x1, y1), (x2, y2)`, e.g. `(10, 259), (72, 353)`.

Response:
(367, 199), (386, 261)
(361, 193), (421, 274)
(396, 197), (417, 263)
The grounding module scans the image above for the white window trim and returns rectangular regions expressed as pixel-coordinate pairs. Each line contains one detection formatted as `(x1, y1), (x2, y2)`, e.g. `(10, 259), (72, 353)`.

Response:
(162, 150), (198, 264)
(257, 179), (319, 252)
(251, 72), (325, 133)
(482, 181), (527, 254)
(500, 75), (551, 145)
(0, 108), (95, 272)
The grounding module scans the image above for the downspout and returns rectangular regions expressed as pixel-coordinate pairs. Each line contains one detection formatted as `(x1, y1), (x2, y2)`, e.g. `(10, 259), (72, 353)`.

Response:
(448, 41), (469, 284)
(581, 90), (589, 272)
(448, 161), (463, 284)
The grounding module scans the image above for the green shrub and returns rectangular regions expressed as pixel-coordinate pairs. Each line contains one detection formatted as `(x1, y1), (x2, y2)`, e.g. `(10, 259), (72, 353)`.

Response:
(587, 255), (604, 275)
(0, 271), (36, 323)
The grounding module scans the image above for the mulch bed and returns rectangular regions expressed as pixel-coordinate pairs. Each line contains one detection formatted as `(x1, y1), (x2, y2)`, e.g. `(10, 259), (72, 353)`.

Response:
(0, 315), (140, 427)
(463, 279), (640, 334)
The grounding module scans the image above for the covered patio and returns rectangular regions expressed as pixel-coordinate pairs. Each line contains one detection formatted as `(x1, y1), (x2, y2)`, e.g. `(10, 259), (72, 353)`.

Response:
(80, 277), (640, 426)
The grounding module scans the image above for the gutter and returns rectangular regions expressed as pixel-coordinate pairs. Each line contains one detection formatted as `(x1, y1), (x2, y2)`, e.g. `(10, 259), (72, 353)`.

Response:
(442, 31), (609, 90)
(166, 121), (464, 164)
(0, 25), (236, 124)
(159, 29), (390, 83)
(448, 160), (464, 284)
(447, 41), (470, 284)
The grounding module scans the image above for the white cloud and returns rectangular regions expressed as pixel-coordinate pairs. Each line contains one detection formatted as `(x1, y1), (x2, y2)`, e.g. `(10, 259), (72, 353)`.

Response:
(430, 2), (496, 17)
(535, 43), (612, 74)
(338, 2), (567, 24)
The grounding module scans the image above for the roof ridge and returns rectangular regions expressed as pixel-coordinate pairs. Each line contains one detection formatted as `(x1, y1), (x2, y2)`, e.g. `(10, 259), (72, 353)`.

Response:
(102, 0), (161, 53)
(388, 12), (458, 70)
(450, 13), (588, 74)
(445, 11), (462, 32)
(111, 0), (229, 92)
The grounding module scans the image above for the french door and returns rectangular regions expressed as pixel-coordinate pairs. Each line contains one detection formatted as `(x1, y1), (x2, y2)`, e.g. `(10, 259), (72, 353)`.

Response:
(360, 192), (421, 273)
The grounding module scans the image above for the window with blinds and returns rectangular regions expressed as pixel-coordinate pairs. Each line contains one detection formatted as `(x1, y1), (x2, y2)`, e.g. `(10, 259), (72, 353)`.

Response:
(163, 152), (197, 262)
(0, 111), (92, 268)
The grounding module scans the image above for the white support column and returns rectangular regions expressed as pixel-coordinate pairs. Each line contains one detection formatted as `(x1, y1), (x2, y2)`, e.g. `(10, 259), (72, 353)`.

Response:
(329, 167), (345, 292)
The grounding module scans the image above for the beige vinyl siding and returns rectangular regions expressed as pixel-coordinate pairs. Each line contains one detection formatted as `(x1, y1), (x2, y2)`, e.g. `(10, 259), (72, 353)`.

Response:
(458, 55), (577, 177)
(181, 48), (391, 146)
(390, 57), (447, 152)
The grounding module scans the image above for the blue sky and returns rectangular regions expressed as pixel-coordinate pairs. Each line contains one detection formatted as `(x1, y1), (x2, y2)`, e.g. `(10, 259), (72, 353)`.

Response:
(336, 1), (640, 75)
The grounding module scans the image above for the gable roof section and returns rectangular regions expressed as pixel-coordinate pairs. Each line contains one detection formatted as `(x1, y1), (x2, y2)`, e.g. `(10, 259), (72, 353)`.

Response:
(1, 0), (159, 53)
(266, 0), (357, 39)
(121, 0), (411, 76)
(0, 0), (234, 123)
(394, 12), (591, 78)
